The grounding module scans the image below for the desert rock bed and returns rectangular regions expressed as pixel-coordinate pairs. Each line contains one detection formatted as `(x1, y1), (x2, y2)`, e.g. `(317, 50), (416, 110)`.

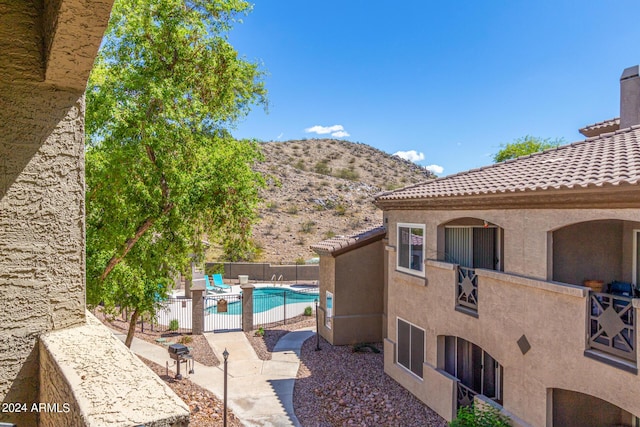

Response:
(294, 339), (447, 427)
(140, 357), (242, 427)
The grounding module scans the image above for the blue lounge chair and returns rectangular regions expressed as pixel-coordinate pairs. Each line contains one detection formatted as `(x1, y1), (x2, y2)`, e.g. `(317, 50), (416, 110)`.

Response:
(213, 274), (232, 291)
(204, 275), (222, 294)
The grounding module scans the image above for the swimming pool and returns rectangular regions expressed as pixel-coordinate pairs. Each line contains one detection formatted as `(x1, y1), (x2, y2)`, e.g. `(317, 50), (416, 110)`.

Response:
(206, 287), (319, 315)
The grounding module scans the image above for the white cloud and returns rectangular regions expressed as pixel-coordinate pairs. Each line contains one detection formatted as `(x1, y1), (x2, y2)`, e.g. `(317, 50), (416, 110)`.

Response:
(331, 130), (350, 138)
(305, 124), (346, 135)
(276, 132), (284, 140)
(393, 150), (425, 163)
(425, 164), (444, 174)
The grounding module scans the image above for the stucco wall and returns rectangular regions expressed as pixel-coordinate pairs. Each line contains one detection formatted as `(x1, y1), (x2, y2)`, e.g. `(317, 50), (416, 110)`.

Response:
(332, 240), (384, 345)
(39, 312), (190, 426)
(318, 255), (336, 343)
(0, 83), (87, 423)
(384, 207), (640, 426)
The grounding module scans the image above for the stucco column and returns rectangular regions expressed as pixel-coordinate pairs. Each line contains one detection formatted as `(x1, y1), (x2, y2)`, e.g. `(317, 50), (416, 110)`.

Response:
(241, 283), (254, 332)
(191, 281), (205, 335)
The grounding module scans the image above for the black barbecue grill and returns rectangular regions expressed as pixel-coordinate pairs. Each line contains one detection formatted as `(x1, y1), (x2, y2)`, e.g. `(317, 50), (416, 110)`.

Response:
(167, 343), (194, 380)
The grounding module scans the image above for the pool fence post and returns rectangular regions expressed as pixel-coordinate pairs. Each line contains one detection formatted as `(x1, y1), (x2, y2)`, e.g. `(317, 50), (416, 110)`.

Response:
(190, 282), (205, 335)
(241, 283), (254, 332)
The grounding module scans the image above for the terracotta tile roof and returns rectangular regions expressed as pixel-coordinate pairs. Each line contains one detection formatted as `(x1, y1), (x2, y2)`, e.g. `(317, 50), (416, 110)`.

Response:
(376, 125), (640, 202)
(311, 225), (386, 255)
(579, 117), (620, 137)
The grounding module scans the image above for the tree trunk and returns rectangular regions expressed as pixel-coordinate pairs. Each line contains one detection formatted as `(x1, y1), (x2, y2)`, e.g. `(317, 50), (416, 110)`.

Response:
(124, 308), (140, 348)
(100, 202), (174, 282)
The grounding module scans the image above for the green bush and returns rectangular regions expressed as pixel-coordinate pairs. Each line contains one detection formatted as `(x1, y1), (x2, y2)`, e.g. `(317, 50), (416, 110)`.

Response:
(254, 326), (265, 337)
(300, 221), (316, 233)
(337, 167), (360, 181)
(304, 306), (313, 316)
(168, 319), (179, 331)
(314, 160), (331, 175)
(449, 405), (511, 427)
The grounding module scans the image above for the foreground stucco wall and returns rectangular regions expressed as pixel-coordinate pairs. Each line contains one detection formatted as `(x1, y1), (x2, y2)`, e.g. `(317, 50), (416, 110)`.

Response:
(0, 82), (87, 424)
(0, 1), (112, 423)
(383, 207), (640, 426)
(39, 312), (190, 426)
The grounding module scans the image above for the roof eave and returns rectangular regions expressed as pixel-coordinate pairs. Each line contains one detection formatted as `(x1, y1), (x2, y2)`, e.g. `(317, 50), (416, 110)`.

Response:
(375, 184), (640, 211)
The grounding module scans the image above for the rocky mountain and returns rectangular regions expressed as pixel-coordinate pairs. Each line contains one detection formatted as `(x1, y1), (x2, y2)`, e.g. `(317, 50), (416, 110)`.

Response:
(248, 138), (435, 263)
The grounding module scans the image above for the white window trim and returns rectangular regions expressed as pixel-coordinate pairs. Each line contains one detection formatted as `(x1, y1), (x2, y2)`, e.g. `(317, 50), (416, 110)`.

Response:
(396, 317), (425, 380)
(396, 222), (426, 277)
(325, 291), (333, 329)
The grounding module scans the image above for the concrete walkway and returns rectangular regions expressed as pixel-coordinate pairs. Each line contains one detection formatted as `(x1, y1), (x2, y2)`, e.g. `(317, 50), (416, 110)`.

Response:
(113, 327), (315, 427)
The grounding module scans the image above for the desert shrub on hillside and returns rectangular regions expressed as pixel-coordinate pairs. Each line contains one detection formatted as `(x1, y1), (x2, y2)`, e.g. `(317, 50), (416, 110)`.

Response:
(314, 160), (331, 175)
(337, 167), (359, 181)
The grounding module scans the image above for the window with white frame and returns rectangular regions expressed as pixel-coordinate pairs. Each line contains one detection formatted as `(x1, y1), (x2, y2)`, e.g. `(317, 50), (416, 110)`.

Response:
(397, 318), (424, 378)
(397, 223), (425, 275)
(325, 291), (333, 329)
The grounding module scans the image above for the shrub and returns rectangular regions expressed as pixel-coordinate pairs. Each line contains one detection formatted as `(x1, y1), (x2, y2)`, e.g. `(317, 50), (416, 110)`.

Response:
(352, 343), (380, 353)
(337, 167), (360, 181)
(179, 335), (193, 344)
(286, 205), (299, 215)
(266, 201), (279, 212)
(304, 306), (313, 316)
(169, 319), (179, 331)
(334, 204), (347, 216)
(254, 327), (265, 337)
(300, 221), (316, 233)
(449, 405), (511, 427)
(323, 230), (336, 239)
(314, 160), (331, 175)
(294, 159), (306, 171)
(295, 257), (305, 265)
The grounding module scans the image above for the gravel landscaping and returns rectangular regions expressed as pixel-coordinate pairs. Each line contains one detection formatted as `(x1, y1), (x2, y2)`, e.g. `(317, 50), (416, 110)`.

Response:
(95, 308), (219, 366)
(294, 338), (448, 427)
(100, 307), (446, 426)
(140, 357), (241, 427)
(245, 315), (316, 360)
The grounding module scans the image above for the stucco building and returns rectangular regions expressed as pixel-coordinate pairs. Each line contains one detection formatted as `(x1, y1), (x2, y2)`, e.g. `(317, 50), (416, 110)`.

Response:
(313, 66), (640, 426)
(374, 66), (640, 426)
(311, 226), (386, 345)
(1, 1), (189, 425)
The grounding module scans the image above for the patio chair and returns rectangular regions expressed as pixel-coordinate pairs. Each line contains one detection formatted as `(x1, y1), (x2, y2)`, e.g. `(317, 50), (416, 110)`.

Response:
(213, 274), (232, 291)
(204, 275), (223, 294)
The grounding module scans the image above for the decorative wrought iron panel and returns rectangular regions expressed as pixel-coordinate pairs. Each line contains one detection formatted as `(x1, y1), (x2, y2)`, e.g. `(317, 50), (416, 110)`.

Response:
(588, 292), (636, 361)
(204, 294), (243, 331)
(456, 382), (478, 409)
(457, 266), (478, 312)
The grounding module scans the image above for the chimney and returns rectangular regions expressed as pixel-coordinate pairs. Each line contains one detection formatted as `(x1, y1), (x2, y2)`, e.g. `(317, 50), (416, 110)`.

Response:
(620, 65), (640, 129)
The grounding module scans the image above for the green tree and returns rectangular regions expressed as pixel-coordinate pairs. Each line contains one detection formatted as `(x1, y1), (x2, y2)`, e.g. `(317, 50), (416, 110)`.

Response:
(493, 135), (564, 163)
(85, 0), (266, 347)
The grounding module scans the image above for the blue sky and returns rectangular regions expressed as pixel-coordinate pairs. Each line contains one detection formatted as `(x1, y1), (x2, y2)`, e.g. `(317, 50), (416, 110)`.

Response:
(229, 1), (640, 176)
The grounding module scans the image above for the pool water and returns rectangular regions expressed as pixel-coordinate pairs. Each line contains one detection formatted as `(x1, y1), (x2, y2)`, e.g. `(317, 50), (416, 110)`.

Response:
(207, 287), (319, 314)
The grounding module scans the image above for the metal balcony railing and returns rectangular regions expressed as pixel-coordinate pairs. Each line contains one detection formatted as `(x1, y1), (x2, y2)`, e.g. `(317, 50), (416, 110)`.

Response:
(588, 292), (636, 362)
(456, 382), (478, 409)
(457, 266), (478, 312)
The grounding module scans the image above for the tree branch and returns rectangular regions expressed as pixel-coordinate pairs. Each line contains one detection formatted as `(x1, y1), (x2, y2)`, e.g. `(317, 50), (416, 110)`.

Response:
(99, 144), (173, 282)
